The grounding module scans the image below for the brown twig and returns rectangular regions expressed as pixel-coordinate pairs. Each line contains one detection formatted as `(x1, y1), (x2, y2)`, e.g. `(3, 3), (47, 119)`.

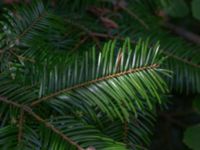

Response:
(0, 96), (84, 150)
(18, 108), (24, 144)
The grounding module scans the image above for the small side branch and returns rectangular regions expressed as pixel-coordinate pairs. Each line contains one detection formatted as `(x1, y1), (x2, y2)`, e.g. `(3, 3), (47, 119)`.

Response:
(23, 106), (84, 150)
(91, 32), (200, 69)
(0, 96), (84, 150)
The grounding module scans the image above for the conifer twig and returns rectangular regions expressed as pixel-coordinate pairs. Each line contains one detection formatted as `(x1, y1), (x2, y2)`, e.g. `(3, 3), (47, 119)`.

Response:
(31, 64), (159, 107)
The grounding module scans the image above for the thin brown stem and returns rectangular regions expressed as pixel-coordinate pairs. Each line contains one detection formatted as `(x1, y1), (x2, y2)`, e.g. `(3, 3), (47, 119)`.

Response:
(0, 49), (4, 54)
(18, 108), (24, 144)
(31, 64), (159, 107)
(0, 96), (84, 150)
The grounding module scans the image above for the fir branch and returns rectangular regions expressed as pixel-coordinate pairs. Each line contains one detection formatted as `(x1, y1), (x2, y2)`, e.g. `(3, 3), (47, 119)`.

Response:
(31, 64), (159, 107)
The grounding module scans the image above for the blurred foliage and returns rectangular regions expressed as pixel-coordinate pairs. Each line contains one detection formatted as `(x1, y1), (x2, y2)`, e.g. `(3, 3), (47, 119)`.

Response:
(191, 0), (200, 20)
(193, 96), (200, 113)
(184, 124), (200, 150)
(160, 0), (189, 17)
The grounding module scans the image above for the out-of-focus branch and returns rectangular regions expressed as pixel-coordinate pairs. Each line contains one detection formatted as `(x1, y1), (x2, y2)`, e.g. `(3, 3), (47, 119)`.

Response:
(163, 22), (200, 45)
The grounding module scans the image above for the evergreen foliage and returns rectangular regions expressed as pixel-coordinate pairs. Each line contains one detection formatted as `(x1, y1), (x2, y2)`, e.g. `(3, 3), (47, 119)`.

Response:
(0, 0), (199, 150)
